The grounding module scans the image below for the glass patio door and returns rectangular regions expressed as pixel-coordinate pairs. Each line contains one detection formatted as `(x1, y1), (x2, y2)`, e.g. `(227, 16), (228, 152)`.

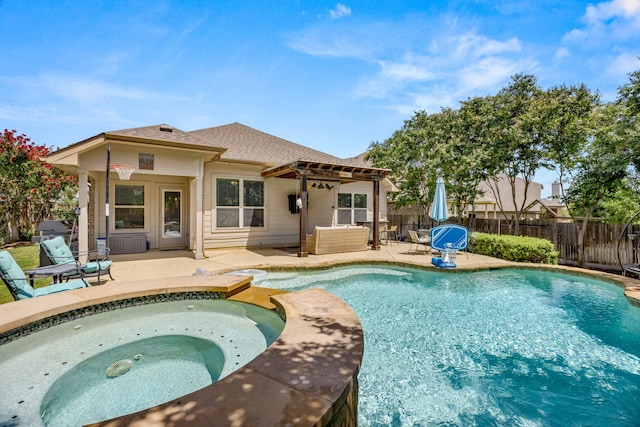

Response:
(159, 188), (185, 249)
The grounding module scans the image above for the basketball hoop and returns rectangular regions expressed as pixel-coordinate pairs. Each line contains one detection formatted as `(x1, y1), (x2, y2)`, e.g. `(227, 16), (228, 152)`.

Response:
(110, 164), (136, 181)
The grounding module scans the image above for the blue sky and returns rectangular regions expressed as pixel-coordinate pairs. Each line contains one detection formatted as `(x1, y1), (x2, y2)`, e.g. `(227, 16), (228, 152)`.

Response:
(1, 0), (639, 195)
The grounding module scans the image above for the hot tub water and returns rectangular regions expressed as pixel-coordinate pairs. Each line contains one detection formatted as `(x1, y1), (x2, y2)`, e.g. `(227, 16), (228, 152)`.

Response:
(0, 299), (284, 426)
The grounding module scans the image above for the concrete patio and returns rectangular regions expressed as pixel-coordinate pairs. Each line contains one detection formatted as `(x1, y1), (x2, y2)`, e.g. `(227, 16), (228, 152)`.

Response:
(104, 240), (640, 306)
(107, 241), (511, 283)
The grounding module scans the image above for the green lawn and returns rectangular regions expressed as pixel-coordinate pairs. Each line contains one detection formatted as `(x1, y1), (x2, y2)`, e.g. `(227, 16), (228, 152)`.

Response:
(0, 243), (49, 304)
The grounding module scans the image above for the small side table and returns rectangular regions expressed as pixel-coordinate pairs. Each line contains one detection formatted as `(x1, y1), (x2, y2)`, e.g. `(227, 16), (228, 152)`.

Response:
(26, 263), (86, 286)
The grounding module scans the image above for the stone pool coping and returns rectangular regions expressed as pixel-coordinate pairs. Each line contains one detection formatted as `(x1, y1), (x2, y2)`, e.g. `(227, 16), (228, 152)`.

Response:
(103, 244), (640, 308)
(0, 275), (363, 427)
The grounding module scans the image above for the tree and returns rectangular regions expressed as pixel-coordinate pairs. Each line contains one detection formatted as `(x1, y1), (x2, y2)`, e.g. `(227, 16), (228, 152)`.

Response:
(0, 130), (77, 242)
(595, 179), (640, 225)
(367, 111), (437, 225)
(618, 68), (640, 117)
(564, 102), (631, 265)
(620, 68), (640, 173)
(541, 83), (600, 203)
(453, 96), (499, 216)
(367, 107), (492, 225)
(482, 74), (548, 235)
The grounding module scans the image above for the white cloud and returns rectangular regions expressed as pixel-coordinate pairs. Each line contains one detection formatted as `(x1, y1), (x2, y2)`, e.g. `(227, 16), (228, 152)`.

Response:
(286, 14), (538, 116)
(585, 0), (640, 24)
(0, 73), (188, 140)
(558, 0), (639, 99)
(378, 59), (434, 82)
(452, 34), (522, 59)
(565, 0), (640, 42)
(3, 74), (176, 104)
(604, 52), (640, 75)
(554, 47), (571, 60)
(285, 32), (365, 58)
(356, 30), (534, 113)
(329, 4), (352, 20)
(284, 21), (395, 59)
(457, 57), (537, 93)
(409, 90), (457, 115)
(562, 28), (587, 42)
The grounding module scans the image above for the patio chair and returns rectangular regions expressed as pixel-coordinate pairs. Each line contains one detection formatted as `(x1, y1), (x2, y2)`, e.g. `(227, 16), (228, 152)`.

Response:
(39, 236), (114, 285)
(381, 225), (399, 245)
(0, 251), (88, 301)
(407, 230), (430, 253)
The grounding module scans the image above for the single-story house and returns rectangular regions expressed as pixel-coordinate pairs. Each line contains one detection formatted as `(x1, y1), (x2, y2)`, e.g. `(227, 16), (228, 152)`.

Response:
(45, 123), (393, 259)
(472, 175), (566, 221)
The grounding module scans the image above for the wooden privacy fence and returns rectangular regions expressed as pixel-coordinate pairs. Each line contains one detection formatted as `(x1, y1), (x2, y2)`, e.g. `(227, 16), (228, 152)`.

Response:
(388, 215), (636, 273)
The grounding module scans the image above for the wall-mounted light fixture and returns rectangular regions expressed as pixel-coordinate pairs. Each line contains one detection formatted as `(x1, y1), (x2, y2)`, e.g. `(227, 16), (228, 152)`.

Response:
(309, 181), (337, 190)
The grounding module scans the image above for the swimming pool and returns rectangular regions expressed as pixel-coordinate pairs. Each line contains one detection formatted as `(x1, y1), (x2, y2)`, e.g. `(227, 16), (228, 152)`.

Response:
(259, 266), (640, 426)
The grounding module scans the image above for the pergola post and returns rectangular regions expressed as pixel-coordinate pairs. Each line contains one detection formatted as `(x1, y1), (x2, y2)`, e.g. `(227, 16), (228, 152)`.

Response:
(298, 173), (309, 257)
(371, 179), (381, 250)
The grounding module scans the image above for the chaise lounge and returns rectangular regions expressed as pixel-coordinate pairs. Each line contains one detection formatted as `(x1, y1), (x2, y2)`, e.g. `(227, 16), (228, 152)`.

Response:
(0, 251), (88, 301)
(407, 230), (430, 253)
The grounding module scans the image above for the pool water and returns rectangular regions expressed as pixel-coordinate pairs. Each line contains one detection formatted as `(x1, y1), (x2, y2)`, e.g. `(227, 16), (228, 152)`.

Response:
(260, 266), (640, 426)
(0, 299), (284, 426)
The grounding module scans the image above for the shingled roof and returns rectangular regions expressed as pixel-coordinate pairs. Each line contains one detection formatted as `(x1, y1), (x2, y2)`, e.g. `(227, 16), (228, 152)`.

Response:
(56, 122), (379, 172)
(106, 124), (219, 149)
(342, 152), (372, 168)
(190, 122), (349, 166)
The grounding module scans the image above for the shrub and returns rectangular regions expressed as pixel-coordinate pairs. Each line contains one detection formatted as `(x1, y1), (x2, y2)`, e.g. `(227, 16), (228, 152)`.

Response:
(469, 232), (558, 264)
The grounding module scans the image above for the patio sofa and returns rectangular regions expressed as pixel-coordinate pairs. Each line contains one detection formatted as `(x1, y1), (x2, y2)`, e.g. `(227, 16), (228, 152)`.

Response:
(306, 226), (370, 255)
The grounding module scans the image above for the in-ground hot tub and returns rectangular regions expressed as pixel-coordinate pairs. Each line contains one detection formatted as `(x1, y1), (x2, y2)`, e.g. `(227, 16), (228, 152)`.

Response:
(1, 298), (283, 426)
(0, 274), (363, 427)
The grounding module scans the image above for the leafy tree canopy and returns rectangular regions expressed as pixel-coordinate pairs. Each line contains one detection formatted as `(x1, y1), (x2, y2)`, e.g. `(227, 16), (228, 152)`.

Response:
(0, 129), (77, 242)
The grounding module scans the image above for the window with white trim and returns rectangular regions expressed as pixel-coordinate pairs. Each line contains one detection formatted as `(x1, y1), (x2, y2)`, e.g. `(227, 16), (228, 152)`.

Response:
(215, 178), (264, 228)
(337, 192), (367, 224)
(114, 184), (145, 229)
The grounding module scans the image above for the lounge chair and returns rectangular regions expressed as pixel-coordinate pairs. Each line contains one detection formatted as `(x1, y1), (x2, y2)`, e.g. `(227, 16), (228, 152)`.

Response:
(407, 230), (430, 253)
(0, 251), (88, 301)
(39, 236), (114, 285)
(381, 225), (399, 245)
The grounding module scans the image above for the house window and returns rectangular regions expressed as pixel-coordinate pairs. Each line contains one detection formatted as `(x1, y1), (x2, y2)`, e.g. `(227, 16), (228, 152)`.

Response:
(215, 178), (264, 228)
(337, 193), (367, 224)
(114, 185), (145, 229)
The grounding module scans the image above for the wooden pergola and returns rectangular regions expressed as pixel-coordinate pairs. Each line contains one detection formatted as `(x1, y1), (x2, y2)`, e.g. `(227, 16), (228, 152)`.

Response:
(262, 160), (390, 257)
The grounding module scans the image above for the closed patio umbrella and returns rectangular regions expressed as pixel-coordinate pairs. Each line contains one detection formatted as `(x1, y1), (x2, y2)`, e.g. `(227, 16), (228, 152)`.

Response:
(429, 176), (449, 223)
